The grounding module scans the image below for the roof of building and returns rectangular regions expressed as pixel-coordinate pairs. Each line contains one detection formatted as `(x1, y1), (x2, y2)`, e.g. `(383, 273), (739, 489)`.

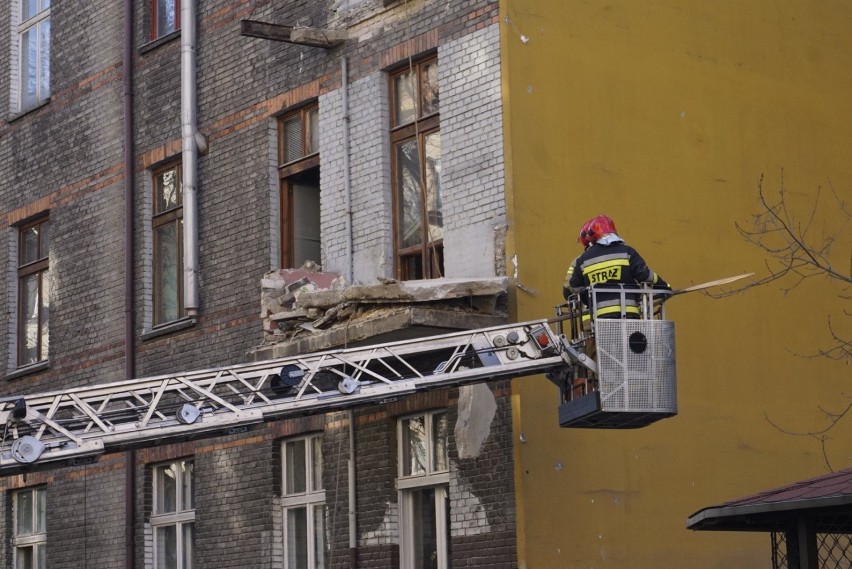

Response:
(687, 468), (852, 532)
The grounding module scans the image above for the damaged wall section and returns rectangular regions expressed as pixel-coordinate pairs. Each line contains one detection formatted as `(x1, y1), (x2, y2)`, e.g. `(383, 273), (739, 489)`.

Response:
(254, 268), (510, 359)
(323, 385), (517, 567)
(313, 21), (506, 282)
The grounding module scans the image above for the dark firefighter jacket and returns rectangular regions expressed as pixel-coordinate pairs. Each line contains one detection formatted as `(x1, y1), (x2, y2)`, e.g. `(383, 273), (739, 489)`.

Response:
(565, 240), (669, 318)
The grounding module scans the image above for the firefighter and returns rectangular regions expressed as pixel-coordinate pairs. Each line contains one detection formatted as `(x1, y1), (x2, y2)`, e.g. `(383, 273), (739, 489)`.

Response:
(563, 218), (595, 300)
(567, 214), (670, 318)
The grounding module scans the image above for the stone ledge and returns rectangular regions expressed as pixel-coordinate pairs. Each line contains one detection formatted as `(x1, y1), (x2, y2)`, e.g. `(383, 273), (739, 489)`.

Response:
(250, 306), (508, 361)
(296, 277), (509, 308)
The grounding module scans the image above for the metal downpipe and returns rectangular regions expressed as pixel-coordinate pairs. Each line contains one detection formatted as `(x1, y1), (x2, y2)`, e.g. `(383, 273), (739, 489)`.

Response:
(348, 409), (358, 569)
(122, 0), (136, 567)
(342, 58), (353, 284)
(181, 0), (199, 315)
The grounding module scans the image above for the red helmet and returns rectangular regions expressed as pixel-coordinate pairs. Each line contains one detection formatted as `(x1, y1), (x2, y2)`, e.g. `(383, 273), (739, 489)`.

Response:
(577, 219), (595, 248)
(585, 215), (617, 244)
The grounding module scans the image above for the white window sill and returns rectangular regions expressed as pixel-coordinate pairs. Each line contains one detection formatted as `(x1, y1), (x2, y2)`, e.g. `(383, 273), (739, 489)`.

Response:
(8, 98), (51, 122)
(6, 360), (50, 380)
(142, 316), (197, 341)
(396, 471), (449, 490)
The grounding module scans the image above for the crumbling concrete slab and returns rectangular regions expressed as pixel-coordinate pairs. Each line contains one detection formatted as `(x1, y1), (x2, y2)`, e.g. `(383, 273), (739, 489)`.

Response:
(455, 383), (497, 459)
(261, 268), (342, 317)
(289, 27), (349, 47)
(251, 306), (508, 360)
(269, 309), (308, 322)
(256, 272), (510, 360)
(296, 277), (508, 308)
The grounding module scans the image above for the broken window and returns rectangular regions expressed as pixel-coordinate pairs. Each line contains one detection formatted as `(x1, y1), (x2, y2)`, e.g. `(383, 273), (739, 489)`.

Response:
(278, 104), (321, 269)
(151, 0), (180, 40)
(17, 215), (50, 367)
(152, 163), (183, 325)
(151, 459), (195, 569)
(282, 434), (326, 569)
(13, 486), (46, 569)
(390, 57), (442, 280)
(398, 410), (450, 569)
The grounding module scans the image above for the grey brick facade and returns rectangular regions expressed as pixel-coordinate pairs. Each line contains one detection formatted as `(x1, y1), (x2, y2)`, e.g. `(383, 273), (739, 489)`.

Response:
(439, 24), (506, 278)
(0, 0), (516, 567)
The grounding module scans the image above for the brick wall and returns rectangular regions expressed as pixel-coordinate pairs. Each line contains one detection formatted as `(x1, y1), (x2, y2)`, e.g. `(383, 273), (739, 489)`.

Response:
(193, 436), (277, 568)
(319, 72), (394, 283)
(0, 0), (513, 567)
(450, 381), (518, 568)
(0, 456), (127, 569)
(440, 23), (506, 278)
(317, 20), (505, 283)
(321, 384), (517, 569)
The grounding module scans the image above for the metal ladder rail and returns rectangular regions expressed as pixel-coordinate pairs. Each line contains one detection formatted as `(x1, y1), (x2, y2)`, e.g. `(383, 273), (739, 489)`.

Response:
(0, 318), (567, 473)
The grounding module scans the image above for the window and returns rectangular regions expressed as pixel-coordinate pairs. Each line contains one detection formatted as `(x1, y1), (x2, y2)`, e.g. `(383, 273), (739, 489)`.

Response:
(153, 164), (183, 325)
(397, 410), (450, 569)
(390, 57), (442, 280)
(13, 487), (46, 569)
(151, 0), (180, 40)
(15, 0), (51, 112)
(278, 104), (321, 269)
(17, 216), (49, 367)
(282, 435), (325, 569)
(151, 460), (195, 569)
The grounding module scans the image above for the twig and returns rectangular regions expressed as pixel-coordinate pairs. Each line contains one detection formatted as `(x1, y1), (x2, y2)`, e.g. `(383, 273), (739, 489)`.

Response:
(765, 397), (852, 472)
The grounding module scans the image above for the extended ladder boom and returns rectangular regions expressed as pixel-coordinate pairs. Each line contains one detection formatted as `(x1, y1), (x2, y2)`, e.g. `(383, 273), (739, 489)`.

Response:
(0, 319), (569, 474)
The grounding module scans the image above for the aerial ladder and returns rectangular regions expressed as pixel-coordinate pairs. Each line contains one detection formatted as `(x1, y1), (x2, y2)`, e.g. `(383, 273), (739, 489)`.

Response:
(0, 286), (679, 475)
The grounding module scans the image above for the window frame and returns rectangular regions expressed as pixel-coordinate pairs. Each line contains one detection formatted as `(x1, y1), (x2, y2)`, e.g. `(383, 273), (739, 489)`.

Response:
(277, 103), (321, 270)
(17, 215), (50, 368)
(281, 434), (326, 569)
(397, 410), (450, 569)
(278, 104), (319, 168)
(151, 0), (181, 41)
(12, 486), (47, 569)
(397, 410), (449, 487)
(151, 459), (195, 569)
(399, 485), (449, 569)
(152, 162), (184, 326)
(14, 0), (51, 113)
(389, 56), (443, 280)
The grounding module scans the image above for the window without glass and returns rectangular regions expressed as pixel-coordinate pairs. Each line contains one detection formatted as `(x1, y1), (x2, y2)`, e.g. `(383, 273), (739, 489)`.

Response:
(13, 487), (47, 569)
(278, 104), (321, 269)
(152, 459), (195, 569)
(398, 410), (450, 569)
(390, 57), (442, 280)
(151, 0), (180, 40)
(153, 164), (183, 326)
(17, 216), (49, 367)
(16, 0), (51, 112)
(282, 435), (325, 569)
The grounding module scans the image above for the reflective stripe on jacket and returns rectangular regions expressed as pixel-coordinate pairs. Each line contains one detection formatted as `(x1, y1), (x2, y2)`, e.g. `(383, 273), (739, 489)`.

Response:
(567, 241), (668, 318)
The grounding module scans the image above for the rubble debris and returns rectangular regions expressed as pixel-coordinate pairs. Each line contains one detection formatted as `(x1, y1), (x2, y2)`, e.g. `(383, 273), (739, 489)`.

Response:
(260, 269), (509, 347)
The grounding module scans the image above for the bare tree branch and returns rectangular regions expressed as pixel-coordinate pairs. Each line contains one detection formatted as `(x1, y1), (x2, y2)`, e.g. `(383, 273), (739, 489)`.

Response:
(730, 174), (852, 290)
(785, 316), (852, 363)
(765, 397), (852, 472)
(729, 173), (851, 470)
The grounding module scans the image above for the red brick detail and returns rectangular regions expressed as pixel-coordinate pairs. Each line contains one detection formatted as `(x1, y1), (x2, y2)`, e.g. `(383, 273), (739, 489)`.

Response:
(139, 138), (183, 170)
(270, 415), (326, 437)
(4, 164), (124, 225)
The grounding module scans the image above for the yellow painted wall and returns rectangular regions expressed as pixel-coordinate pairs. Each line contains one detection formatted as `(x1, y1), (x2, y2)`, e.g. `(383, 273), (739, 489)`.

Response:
(500, 2), (851, 567)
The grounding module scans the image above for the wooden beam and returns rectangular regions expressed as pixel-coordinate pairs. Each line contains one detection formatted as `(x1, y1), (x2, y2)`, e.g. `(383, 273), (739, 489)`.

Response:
(239, 20), (293, 42)
(240, 20), (348, 49)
